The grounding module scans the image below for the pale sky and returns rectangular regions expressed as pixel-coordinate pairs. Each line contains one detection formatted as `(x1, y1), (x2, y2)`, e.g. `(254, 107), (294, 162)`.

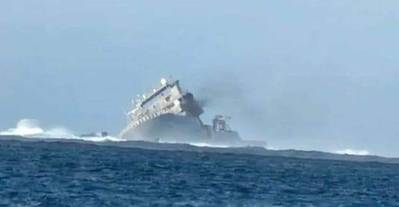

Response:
(1, 0), (399, 156)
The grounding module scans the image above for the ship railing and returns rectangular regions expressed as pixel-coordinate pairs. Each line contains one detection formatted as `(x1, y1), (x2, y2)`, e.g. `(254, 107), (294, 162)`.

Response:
(131, 108), (173, 127)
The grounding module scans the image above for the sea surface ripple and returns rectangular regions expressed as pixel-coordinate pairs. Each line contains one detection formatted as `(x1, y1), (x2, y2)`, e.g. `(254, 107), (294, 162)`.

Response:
(0, 140), (398, 206)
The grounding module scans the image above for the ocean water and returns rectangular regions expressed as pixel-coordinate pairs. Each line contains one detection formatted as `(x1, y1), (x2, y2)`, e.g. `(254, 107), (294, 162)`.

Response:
(0, 140), (398, 207)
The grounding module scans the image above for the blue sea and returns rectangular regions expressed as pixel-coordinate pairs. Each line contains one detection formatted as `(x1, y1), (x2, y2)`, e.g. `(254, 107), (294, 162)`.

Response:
(0, 140), (398, 207)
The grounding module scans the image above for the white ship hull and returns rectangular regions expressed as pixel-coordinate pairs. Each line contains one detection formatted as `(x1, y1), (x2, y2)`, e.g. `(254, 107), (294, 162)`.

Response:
(120, 79), (265, 147)
(119, 114), (260, 147)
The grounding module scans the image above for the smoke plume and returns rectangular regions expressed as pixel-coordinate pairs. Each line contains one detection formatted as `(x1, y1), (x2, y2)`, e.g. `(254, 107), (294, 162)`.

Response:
(194, 74), (269, 140)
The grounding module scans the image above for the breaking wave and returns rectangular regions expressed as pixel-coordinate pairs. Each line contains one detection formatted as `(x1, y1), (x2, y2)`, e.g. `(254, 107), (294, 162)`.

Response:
(187, 142), (230, 148)
(335, 149), (370, 156)
(0, 120), (372, 156)
(0, 119), (124, 142)
(0, 119), (59, 137)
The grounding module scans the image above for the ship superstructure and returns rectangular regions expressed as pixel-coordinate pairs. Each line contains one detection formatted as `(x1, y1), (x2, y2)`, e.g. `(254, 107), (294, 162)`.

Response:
(120, 78), (260, 146)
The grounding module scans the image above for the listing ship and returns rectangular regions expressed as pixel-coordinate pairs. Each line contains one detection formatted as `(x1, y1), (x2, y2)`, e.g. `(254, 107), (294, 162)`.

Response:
(119, 78), (264, 147)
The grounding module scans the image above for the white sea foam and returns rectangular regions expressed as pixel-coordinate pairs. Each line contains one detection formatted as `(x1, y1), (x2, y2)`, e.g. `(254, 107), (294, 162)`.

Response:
(0, 119), (45, 136)
(157, 140), (231, 148)
(335, 149), (370, 156)
(188, 142), (230, 148)
(0, 119), (125, 142)
(78, 136), (125, 142)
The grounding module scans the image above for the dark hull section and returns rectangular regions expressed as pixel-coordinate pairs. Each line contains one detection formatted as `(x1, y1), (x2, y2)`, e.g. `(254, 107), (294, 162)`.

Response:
(120, 114), (256, 147)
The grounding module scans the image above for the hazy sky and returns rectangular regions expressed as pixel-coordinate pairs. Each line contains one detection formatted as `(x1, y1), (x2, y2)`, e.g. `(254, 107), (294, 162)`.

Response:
(1, 1), (398, 156)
